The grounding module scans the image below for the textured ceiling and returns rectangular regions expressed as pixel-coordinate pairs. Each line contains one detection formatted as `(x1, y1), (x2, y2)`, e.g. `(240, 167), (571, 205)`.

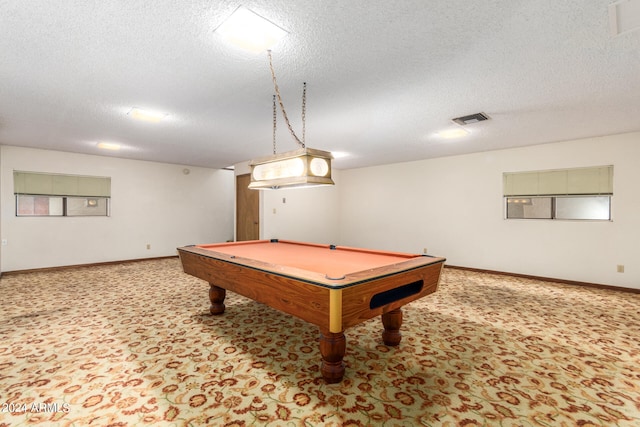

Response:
(1, 1), (639, 170)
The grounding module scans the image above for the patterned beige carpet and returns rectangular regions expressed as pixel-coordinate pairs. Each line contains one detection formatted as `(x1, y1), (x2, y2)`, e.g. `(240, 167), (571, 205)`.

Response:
(0, 258), (638, 426)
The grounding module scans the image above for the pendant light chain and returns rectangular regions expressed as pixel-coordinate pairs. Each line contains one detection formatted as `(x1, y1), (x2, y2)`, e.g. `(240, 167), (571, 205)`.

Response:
(268, 50), (305, 148)
(302, 82), (306, 147)
(272, 95), (277, 154)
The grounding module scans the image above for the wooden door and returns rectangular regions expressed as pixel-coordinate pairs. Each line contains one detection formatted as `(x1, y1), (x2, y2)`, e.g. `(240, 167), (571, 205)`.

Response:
(236, 174), (259, 241)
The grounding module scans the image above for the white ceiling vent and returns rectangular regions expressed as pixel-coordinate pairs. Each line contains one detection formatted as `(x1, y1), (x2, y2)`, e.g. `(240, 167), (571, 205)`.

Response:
(609, 0), (640, 37)
(452, 112), (490, 126)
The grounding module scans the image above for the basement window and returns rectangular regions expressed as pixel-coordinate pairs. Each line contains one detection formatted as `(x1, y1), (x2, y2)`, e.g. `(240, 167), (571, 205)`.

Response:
(16, 195), (110, 217)
(505, 196), (611, 220)
(503, 166), (612, 221)
(13, 171), (111, 217)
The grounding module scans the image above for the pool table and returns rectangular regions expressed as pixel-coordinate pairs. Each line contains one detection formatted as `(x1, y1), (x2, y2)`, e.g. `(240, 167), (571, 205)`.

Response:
(177, 239), (445, 383)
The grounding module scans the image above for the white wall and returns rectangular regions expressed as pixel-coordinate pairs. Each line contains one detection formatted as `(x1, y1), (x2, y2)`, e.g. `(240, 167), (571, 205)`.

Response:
(0, 147), (2, 268)
(1, 146), (235, 272)
(260, 173), (341, 243)
(12, 132), (634, 288)
(336, 132), (640, 289)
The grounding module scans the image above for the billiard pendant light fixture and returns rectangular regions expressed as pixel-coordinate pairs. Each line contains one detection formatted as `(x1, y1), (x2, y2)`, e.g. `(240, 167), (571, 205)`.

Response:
(248, 51), (334, 190)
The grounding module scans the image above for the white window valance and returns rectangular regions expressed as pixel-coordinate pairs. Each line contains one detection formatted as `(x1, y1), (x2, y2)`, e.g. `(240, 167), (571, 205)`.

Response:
(503, 166), (612, 196)
(13, 171), (111, 197)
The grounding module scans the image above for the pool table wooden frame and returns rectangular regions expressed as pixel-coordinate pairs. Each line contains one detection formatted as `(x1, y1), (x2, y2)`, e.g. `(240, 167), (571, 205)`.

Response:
(177, 239), (445, 383)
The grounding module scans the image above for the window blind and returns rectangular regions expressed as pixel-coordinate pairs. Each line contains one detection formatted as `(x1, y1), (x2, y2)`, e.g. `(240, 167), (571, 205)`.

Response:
(13, 171), (111, 197)
(503, 166), (613, 196)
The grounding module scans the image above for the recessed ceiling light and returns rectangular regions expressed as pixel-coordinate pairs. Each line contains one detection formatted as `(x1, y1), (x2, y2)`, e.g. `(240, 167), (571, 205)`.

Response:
(436, 128), (470, 139)
(128, 107), (167, 123)
(96, 142), (121, 151)
(331, 151), (349, 159)
(215, 6), (288, 53)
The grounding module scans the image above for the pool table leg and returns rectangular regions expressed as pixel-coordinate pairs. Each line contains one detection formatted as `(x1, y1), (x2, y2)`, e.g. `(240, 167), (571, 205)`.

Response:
(319, 329), (346, 383)
(209, 284), (226, 315)
(381, 308), (403, 346)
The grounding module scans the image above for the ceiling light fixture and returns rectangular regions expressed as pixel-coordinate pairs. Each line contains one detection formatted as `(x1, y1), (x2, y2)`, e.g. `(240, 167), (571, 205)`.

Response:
(96, 142), (121, 151)
(436, 128), (470, 139)
(127, 108), (167, 123)
(331, 151), (349, 159)
(248, 51), (334, 190)
(215, 6), (288, 53)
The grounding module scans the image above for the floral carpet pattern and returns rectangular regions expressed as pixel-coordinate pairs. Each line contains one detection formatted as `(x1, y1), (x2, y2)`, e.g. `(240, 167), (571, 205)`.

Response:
(0, 258), (639, 426)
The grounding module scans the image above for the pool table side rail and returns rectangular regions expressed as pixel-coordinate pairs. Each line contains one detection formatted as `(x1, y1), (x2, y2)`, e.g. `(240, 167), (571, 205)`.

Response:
(178, 244), (445, 289)
(178, 247), (333, 329)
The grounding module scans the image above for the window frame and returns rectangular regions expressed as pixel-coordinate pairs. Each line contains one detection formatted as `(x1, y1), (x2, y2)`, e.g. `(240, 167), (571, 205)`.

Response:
(16, 194), (111, 217)
(504, 195), (611, 221)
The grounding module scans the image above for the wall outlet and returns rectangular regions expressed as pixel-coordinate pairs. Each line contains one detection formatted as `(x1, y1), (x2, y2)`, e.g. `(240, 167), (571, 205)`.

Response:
(423, 247), (428, 254)
(1, 239), (6, 246)
(617, 264), (624, 273)
(146, 244), (151, 250)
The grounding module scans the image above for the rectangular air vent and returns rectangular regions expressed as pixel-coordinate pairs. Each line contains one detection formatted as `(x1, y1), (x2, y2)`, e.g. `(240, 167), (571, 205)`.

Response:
(609, 0), (640, 37)
(452, 112), (490, 125)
